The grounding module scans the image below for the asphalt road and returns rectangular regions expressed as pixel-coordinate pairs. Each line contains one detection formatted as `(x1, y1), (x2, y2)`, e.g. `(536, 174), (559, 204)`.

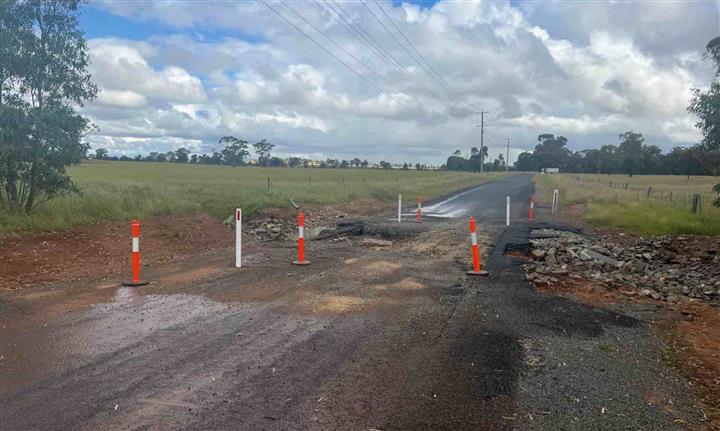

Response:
(420, 172), (534, 221)
(0, 173), (700, 430)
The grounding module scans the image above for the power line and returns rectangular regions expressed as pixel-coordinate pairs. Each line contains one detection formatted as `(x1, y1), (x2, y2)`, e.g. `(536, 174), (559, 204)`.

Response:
(260, 1), (471, 137)
(322, 1), (407, 77)
(371, 1), (455, 99)
(258, 0), (418, 116)
(372, 0), (484, 113)
(311, 0), (474, 137)
(359, 1), (453, 108)
(281, 2), (384, 83)
(323, 0), (452, 111)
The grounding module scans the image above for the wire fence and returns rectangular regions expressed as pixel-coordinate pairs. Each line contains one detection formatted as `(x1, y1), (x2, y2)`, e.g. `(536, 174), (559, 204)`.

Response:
(571, 176), (716, 213)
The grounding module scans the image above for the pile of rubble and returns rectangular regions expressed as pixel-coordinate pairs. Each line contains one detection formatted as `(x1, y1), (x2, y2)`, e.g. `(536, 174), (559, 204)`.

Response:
(524, 229), (720, 303)
(246, 217), (293, 241)
(225, 207), (352, 241)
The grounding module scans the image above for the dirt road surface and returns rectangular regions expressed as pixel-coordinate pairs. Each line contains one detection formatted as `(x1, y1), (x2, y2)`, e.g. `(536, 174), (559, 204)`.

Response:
(0, 174), (703, 430)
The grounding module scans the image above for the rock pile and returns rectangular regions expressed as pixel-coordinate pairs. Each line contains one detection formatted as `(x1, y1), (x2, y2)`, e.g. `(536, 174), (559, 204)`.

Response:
(247, 217), (292, 241)
(524, 229), (720, 303)
(224, 207), (352, 241)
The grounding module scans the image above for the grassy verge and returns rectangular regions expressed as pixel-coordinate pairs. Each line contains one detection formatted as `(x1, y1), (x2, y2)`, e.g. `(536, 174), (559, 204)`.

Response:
(0, 161), (509, 237)
(535, 173), (720, 235)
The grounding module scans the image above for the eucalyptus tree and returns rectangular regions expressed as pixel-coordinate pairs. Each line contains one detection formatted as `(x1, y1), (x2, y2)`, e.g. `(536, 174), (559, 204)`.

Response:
(0, 0), (97, 211)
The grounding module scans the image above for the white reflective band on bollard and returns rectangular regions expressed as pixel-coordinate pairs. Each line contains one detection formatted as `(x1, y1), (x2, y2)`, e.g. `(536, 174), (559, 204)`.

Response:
(132, 237), (139, 252)
(299, 226), (304, 238)
(235, 208), (242, 268)
(471, 232), (478, 245)
(506, 196), (510, 226)
(398, 194), (402, 223)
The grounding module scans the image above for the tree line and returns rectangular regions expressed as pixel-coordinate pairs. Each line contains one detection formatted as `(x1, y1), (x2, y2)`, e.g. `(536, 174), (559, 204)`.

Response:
(512, 132), (719, 177)
(94, 137), (432, 170)
(95, 137), (281, 167)
(444, 146), (508, 172)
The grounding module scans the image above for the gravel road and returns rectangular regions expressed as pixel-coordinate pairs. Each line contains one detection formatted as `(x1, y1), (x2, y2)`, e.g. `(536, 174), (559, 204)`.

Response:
(0, 174), (701, 430)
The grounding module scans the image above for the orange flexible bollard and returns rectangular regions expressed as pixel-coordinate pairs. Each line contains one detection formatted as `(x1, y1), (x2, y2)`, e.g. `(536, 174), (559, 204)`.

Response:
(529, 195), (536, 222)
(467, 216), (489, 276)
(292, 211), (311, 266)
(123, 220), (149, 286)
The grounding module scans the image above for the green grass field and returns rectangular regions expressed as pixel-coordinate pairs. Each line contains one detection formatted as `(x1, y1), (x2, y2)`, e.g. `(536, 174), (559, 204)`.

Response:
(536, 173), (720, 235)
(0, 161), (507, 237)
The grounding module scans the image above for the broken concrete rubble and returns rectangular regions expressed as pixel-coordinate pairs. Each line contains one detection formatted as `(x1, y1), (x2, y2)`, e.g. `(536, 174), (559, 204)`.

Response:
(524, 229), (720, 304)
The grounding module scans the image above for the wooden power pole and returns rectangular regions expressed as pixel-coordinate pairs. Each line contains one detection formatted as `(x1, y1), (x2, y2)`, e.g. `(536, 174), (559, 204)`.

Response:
(506, 137), (510, 172)
(479, 110), (487, 173)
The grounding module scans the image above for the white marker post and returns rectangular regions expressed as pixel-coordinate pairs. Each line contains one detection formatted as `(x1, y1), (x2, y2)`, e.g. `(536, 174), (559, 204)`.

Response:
(235, 208), (242, 268)
(397, 194), (402, 222)
(551, 189), (559, 215)
(506, 196), (510, 226)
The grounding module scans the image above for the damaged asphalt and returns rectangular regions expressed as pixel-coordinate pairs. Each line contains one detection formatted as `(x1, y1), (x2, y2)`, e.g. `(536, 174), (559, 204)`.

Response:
(460, 220), (701, 430)
(0, 174), (703, 430)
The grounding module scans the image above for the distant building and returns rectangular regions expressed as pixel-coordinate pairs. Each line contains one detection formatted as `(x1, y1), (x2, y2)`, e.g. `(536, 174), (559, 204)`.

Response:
(543, 168), (560, 174)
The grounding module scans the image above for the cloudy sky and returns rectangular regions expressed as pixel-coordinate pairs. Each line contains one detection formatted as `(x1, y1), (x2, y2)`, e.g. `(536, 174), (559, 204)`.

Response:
(80, 0), (719, 164)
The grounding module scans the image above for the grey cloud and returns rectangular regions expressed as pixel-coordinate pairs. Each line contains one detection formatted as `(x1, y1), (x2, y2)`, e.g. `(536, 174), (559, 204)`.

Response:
(84, 0), (709, 163)
(521, 1), (719, 58)
(499, 96), (522, 118)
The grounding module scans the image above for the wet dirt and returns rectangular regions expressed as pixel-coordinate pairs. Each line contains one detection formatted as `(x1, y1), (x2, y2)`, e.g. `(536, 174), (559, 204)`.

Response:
(1, 208), (514, 430)
(0, 214), (234, 291)
(0, 200), (389, 292)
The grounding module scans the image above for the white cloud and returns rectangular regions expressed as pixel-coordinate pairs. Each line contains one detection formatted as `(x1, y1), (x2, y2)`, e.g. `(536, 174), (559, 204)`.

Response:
(88, 39), (206, 105)
(82, 0), (714, 163)
(96, 89), (147, 108)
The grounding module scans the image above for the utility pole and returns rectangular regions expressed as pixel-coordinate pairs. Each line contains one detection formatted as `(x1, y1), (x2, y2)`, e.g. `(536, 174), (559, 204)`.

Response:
(506, 137), (510, 172)
(479, 110), (487, 173)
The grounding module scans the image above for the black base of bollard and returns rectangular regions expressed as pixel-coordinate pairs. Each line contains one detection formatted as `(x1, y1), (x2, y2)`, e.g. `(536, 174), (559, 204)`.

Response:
(467, 270), (490, 276)
(122, 280), (149, 286)
(291, 260), (311, 266)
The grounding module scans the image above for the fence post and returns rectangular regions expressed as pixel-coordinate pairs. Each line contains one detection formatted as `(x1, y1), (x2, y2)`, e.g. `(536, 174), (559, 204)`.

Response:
(691, 194), (702, 214)
(646, 187), (652, 198)
(551, 189), (559, 215)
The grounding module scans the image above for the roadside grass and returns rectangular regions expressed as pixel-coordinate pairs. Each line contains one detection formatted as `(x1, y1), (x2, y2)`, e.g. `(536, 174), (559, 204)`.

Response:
(535, 173), (720, 235)
(0, 160), (508, 237)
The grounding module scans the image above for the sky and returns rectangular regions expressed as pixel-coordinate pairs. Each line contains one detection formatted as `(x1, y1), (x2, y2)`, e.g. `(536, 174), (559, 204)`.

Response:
(79, 0), (720, 164)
